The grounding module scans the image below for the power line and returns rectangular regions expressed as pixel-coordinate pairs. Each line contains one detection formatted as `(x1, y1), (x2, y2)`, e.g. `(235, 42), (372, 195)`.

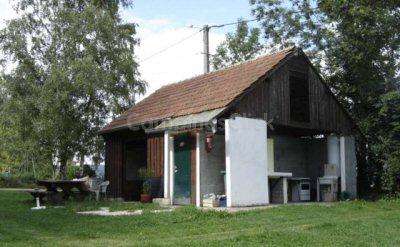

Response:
(138, 6), (319, 63)
(203, 7), (317, 29)
(139, 29), (202, 63)
(208, 18), (259, 29)
(139, 12), (304, 63)
(139, 18), (263, 63)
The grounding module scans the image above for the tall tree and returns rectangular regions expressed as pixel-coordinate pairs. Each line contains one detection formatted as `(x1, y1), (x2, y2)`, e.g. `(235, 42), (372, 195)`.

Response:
(0, 0), (145, 178)
(212, 19), (263, 70)
(251, 0), (400, 194)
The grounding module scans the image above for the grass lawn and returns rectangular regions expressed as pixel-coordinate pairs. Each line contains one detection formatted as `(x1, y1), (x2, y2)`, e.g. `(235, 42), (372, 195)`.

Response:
(1, 191), (400, 246)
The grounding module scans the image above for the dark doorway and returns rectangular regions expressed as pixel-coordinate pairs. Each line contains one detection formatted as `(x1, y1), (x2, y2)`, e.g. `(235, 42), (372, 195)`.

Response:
(289, 73), (310, 123)
(123, 140), (146, 201)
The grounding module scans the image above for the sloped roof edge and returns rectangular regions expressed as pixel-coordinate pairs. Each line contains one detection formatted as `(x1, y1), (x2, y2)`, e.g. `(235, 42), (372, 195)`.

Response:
(99, 47), (297, 134)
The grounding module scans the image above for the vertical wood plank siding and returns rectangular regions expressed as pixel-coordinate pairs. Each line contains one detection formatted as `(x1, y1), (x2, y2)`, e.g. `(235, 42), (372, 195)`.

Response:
(105, 135), (124, 198)
(147, 134), (164, 177)
(233, 55), (354, 134)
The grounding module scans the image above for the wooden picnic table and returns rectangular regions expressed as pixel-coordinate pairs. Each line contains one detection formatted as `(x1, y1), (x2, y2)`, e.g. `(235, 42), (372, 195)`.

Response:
(37, 180), (90, 204)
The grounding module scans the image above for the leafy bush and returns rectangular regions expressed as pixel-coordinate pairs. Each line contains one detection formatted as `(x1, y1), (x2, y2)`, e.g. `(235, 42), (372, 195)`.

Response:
(0, 173), (36, 188)
(67, 165), (81, 179)
(138, 167), (153, 180)
(138, 167), (153, 194)
(382, 154), (400, 195)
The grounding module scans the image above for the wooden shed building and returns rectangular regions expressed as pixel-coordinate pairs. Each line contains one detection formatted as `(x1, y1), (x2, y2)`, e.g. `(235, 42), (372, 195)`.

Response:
(100, 47), (358, 206)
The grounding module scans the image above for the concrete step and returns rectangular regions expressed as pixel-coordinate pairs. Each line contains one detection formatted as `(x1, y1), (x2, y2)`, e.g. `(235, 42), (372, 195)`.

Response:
(152, 198), (171, 207)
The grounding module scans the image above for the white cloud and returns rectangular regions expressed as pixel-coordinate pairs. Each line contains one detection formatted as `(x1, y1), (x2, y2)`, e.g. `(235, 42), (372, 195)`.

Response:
(0, 0), (16, 28)
(122, 10), (226, 99)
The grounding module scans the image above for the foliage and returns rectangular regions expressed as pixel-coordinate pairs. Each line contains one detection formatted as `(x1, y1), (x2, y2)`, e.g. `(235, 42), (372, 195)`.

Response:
(138, 167), (154, 181)
(250, 0), (400, 195)
(211, 19), (264, 70)
(66, 165), (81, 180)
(138, 167), (153, 194)
(382, 154), (400, 195)
(142, 181), (151, 194)
(0, 0), (146, 178)
(2, 191), (400, 245)
(0, 173), (36, 188)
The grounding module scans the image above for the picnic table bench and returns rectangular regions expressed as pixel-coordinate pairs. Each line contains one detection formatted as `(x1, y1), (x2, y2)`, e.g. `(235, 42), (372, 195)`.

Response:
(35, 180), (90, 205)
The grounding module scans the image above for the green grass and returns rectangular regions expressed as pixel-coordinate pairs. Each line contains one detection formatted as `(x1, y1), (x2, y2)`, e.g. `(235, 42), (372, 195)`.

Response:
(1, 191), (400, 246)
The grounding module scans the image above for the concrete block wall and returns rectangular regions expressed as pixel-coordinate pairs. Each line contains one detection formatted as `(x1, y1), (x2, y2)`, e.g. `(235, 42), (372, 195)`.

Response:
(270, 178), (284, 204)
(273, 135), (308, 177)
(199, 132), (225, 200)
(273, 135), (327, 201)
(273, 135), (326, 176)
(306, 139), (327, 182)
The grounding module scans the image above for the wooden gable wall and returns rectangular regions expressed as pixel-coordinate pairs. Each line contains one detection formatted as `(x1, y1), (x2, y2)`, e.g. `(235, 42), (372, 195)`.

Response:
(232, 53), (355, 135)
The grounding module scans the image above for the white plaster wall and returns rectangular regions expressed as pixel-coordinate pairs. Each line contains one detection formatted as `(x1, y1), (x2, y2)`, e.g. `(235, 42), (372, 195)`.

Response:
(225, 117), (269, 207)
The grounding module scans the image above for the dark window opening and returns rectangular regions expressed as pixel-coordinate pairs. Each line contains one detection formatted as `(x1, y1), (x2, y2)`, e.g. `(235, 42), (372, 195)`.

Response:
(289, 74), (310, 122)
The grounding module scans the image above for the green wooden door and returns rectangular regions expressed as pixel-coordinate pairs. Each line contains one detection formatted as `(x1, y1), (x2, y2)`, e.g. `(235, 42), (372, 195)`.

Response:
(174, 135), (192, 204)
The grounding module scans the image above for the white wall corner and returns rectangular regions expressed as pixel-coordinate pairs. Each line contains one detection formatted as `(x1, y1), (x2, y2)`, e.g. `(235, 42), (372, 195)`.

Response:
(225, 119), (232, 207)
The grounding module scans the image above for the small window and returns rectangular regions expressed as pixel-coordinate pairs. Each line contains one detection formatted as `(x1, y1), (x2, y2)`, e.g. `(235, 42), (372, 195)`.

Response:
(289, 73), (310, 122)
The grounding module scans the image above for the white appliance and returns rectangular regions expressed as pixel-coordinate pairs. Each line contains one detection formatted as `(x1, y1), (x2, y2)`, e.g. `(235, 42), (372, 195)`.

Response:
(290, 178), (311, 202)
(299, 181), (311, 201)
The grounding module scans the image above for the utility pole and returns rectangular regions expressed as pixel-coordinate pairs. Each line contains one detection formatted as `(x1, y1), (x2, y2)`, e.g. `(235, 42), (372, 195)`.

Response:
(203, 25), (210, 73)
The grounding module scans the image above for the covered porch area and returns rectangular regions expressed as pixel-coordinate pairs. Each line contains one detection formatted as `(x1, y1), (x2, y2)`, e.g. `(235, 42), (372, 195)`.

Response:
(103, 115), (357, 207)
(160, 116), (357, 207)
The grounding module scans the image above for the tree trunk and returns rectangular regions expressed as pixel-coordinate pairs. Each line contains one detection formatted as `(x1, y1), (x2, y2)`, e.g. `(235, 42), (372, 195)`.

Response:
(80, 152), (85, 167)
(31, 158), (36, 178)
(59, 158), (67, 180)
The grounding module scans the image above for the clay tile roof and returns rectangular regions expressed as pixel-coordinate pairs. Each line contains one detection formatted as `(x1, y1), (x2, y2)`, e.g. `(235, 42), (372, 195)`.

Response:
(100, 47), (295, 134)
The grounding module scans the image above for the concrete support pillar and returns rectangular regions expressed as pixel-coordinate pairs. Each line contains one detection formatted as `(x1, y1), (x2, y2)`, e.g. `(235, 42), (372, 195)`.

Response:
(283, 177), (288, 204)
(327, 134), (340, 175)
(195, 132), (201, 207)
(168, 135), (174, 204)
(163, 131), (169, 198)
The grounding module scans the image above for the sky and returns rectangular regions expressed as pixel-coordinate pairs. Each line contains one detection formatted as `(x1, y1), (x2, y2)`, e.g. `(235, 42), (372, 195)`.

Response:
(0, 0), (257, 98)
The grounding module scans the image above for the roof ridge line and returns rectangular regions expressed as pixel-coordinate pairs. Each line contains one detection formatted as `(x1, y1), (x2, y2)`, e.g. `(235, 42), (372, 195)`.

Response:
(153, 46), (296, 92)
